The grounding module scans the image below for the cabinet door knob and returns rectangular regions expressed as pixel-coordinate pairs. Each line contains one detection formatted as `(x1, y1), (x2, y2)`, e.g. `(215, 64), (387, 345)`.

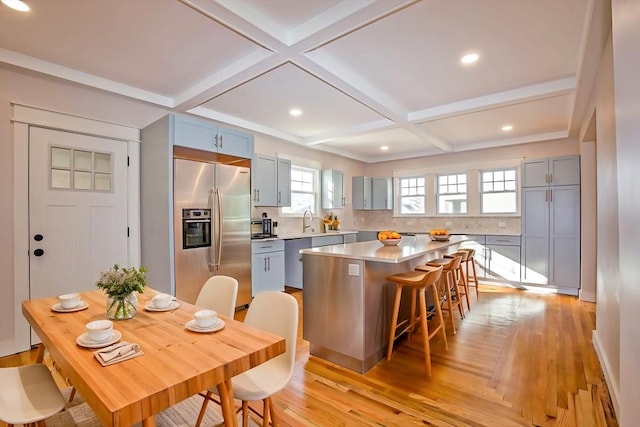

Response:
(34, 248), (45, 257)
(34, 234), (44, 241)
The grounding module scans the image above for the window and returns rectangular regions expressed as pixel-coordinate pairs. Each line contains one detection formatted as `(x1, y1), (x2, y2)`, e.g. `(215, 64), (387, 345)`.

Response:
(481, 169), (517, 213)
(398, 176), (425, 214)
(50, 146), (112, 191)
(437, 173), (467, 214)
(281, 166), (317, 215)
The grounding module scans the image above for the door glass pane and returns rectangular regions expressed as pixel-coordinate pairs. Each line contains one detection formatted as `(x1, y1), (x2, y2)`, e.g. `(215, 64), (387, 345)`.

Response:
(51, 147), (71, 168)
(74, 150), (92, 170)
(94, 153), (112, 173)
(51, 169), (70, 189)
(74, 171), (92, 190)
(94, 173), (112, 191)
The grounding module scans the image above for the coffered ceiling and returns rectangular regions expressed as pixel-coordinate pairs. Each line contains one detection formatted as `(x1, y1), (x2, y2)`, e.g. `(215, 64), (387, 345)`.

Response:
(0, 0), (602, 162)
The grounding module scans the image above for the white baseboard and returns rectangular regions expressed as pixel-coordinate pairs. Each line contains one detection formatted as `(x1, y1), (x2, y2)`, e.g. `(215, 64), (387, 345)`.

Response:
(592, 330), (620, 419)
(579, 289), (596, 302)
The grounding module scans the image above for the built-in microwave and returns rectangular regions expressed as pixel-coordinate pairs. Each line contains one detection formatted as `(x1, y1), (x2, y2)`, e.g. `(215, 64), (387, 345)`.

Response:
(182, 208), (211, 249)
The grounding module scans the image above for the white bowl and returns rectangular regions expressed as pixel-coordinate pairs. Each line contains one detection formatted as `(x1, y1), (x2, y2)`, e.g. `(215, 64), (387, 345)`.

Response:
(429, 234), (450, 242)
(194, 309), (218, 328)
(378, 238), (401, 246)
(151, 293), (173, 309)
(58, 293), (81, 309)
(85, 320), (113, 342)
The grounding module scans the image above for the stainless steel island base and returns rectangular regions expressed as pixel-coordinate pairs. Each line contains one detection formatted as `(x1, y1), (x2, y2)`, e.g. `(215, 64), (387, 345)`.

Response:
(301, 235), (466, 373)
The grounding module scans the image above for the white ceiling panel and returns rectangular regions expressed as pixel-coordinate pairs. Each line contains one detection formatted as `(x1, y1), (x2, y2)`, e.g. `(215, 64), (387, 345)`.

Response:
(0, 0), (265, 96)
(417, 95), (573, 147)
(322, 127), (441, 162)
(312, 0), (589, 111)
(199, 62), (384, 137)
(0, 0), (605, 162)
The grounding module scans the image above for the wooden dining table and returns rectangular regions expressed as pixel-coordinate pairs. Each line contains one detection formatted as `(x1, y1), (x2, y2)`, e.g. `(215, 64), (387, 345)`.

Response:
(22, 288), (286, 427)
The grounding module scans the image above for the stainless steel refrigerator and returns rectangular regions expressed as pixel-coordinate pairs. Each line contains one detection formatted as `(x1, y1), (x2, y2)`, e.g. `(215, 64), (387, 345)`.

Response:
(173, 158), (251, 307)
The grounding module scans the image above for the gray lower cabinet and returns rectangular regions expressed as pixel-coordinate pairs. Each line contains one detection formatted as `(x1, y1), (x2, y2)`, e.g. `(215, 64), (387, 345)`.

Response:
(357, 231), (379, 242)
(284, 234), (357, 288)
(251, 240), (285, 296)
(459, 235), (486, 279)
(522, 185), (580, 288)
(484, 235), (521, 282)
(284, 238), (312, 289)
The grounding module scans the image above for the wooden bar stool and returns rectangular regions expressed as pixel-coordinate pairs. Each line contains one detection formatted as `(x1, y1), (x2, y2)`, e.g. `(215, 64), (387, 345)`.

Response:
(444, 251), (471, 312)
(386, 265), (447, 378)
(459, 248), (479, 299)
(416, 256), (464, 335)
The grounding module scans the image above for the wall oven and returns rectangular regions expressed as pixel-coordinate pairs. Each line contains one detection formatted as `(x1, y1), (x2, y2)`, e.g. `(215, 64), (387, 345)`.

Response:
(182, 208), (211, 249)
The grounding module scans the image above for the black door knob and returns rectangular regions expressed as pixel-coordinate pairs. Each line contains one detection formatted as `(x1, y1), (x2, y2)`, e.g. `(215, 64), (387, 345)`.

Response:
(33, 249), (45, 257)
(34, 234), (44, 241)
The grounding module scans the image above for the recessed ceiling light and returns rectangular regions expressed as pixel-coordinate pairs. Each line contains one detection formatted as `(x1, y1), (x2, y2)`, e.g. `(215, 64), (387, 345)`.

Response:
(1, 0), (29, 12)
(501, 125), (513, 131)
(380, 146), (389, 151)
(289, 109), (302, 117)
(460, 53), (479, 65)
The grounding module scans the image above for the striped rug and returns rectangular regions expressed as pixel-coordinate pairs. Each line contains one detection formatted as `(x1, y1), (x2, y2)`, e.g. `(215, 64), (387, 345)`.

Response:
(45, 387), (259, 427)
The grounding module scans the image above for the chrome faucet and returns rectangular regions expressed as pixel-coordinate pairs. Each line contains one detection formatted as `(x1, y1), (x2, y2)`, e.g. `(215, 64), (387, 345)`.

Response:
(302, 210), (313, 233)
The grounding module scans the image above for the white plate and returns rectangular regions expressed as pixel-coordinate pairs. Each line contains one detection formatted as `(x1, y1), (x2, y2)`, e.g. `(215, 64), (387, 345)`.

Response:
(51, 300), (89, 313)
(185, 318), (225, 333)
(76, 330), (122, 348)
(144, 301), (180, 312)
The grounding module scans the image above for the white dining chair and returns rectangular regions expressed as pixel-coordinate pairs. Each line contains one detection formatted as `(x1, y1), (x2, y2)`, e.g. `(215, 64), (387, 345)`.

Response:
(195, 291), (299, 427)
(0, 364), (66, 427)
(195, 275), (239, 318)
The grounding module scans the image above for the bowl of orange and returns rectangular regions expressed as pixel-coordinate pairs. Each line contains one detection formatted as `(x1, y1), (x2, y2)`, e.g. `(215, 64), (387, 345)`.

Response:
(378, 230), (402, 246)
(429, 229), (450, 242)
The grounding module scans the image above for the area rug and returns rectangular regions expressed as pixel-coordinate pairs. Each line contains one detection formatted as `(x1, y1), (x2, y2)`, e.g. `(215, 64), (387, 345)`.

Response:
(44, 387), (259, 427)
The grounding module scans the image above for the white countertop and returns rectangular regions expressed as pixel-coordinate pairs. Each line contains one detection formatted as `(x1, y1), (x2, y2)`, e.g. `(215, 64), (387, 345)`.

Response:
(277, 230), (358, 240)
(300, 234), (468, 264)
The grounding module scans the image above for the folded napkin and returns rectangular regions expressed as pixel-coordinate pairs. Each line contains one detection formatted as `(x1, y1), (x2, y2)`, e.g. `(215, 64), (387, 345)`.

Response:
(93, 342), (143, 366)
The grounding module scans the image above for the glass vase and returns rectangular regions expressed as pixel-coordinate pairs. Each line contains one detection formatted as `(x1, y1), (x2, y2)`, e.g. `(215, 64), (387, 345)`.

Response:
(106, 293), (138, 320)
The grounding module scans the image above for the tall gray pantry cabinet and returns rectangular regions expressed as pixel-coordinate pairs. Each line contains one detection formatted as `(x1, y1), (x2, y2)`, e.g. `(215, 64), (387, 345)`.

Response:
(521, 156), (581, 292)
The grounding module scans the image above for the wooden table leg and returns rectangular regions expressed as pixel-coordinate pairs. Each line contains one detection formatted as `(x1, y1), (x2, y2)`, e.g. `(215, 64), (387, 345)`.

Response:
(217, 379), (238, 427)
(35, 343), (46, 363)
(142, 416), (157, 427)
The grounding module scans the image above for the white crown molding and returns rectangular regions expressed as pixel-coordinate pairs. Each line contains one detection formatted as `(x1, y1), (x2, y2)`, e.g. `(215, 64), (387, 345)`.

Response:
(0, 49), (174, 107)
(409, 77), (577, 124)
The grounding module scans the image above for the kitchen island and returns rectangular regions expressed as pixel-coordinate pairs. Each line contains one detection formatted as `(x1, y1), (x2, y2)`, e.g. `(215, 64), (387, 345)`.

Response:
(301, 234), (468, 373)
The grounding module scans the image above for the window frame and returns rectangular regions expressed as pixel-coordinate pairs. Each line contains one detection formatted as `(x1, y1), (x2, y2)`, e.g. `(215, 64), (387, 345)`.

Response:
(479, 168), (518, 214)
(436, 173), (468, 215)
(280, 164), (319, 217)
(396, 175), (426, 215)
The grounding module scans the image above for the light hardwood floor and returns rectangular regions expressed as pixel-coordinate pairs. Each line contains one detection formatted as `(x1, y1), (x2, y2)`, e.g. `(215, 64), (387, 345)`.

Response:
(1, 283), (617, 427)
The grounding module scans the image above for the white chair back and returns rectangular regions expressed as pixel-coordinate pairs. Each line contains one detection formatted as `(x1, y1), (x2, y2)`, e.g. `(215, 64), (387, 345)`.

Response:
(195, 275), (238, 318)
(244, 291), (299, 378)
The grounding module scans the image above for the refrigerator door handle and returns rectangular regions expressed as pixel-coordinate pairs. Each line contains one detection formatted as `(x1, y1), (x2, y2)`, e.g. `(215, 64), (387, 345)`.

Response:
(207, 188), (216, 274)
(215, 187), (223, 270)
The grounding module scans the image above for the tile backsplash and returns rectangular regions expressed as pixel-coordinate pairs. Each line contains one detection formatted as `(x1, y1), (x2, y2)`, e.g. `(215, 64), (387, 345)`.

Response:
(253, 207), (521, 236)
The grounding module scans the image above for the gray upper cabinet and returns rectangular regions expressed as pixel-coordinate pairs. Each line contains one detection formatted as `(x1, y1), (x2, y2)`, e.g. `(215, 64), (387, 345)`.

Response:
(216, 127), (255, 158)
(253, 154), (277, 206)
(321, 169), (345, 209)
(371, 177), (393, 210)
(172, 114), (253, 158)
(352, 176), (372, 210)
(252, 154), (291, 207)
(522, 155), (580, 187)
(277, 158), (291, 207)
(353, 176), (393, 210)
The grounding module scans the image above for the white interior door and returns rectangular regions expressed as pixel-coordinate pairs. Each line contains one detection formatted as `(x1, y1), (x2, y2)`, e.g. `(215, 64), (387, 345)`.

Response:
(28, 127), (128, 340)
